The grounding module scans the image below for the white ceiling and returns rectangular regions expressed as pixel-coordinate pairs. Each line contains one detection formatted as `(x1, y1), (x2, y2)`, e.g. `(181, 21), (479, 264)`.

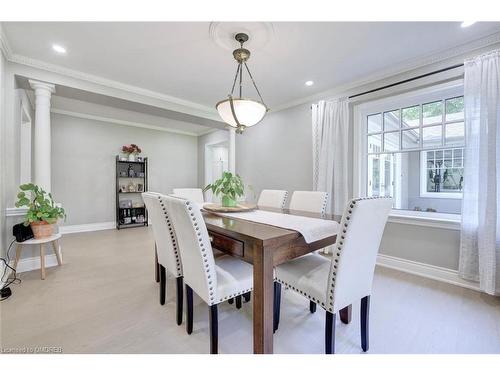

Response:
(4, 22), (500, 110)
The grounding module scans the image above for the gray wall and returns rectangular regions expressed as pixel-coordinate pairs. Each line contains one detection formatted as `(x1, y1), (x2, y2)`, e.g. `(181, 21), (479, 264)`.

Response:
(51, 113), (198, 226)
(236, 103), (313, 203)
(235, 102), (461, 270)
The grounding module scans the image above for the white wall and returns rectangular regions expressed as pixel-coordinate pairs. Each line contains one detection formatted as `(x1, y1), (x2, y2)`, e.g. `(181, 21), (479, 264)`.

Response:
(51, 112), (198, 226)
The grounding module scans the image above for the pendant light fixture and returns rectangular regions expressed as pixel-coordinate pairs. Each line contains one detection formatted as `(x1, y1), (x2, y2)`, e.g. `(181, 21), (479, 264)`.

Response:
(216, 33), (268, 133)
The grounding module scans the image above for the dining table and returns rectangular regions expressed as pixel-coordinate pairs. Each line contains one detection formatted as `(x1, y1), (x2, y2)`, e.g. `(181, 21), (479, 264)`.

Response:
(202, 205), (345, 354)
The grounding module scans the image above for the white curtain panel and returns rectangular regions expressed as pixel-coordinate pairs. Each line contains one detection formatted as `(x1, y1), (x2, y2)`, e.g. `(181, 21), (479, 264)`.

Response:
(459, 50), (500, 296)
(312, 99), (349, 215)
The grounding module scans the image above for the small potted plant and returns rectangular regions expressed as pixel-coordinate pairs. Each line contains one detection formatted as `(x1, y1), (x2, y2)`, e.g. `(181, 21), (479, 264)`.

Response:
(203, 172), (244, 207)
(15, 183), (66, 239)
(121, 144), (142, 161)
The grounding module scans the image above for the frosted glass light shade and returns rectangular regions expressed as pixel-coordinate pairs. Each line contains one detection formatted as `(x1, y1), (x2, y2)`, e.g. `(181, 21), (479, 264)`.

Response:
(216, 98), (267, 128)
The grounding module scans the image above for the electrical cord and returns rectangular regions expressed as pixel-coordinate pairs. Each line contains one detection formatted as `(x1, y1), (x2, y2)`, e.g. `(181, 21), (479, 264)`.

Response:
(1, 239), (21, 301)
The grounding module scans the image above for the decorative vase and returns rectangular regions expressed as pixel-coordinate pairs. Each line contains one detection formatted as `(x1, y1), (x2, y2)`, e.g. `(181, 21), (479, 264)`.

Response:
(221, 195), (237, 207)
(128, 153), (136, 162)
(30, 221), (53, 239)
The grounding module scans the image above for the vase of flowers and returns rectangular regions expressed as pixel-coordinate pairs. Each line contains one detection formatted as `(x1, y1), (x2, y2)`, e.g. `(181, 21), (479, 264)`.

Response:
(121, 144), (142, 161)
(15, 183), (66, 239)
(203, 172), (244, 207)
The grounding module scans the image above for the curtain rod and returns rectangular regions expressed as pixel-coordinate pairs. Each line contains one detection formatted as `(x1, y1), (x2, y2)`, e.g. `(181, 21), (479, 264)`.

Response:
(348, 63), (464, 99)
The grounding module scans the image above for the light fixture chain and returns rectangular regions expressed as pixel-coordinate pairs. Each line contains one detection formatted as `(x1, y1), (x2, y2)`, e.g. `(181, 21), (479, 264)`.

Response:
(230, 63), (241, 96)
(243, 62), (266, 106)
(239, 62), (243, 98)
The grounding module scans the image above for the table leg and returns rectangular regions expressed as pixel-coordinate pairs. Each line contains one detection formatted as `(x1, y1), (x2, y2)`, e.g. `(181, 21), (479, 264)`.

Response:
(13, 244), (22, 271)
(40, 244), (46, 280)
(252, 242), (274, 354)
(52, 240), (63, 266)
(339, 304), (352, 324)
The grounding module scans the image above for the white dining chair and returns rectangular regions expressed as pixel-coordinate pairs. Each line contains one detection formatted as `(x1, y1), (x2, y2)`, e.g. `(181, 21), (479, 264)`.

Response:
(164, 195), (253, 354)
(273, 197), (392, 354)
(257, 189), (288, 209)
(289, 191), (329, 214)
(142, 192), (184, 326)
(172, 188), (205, 205)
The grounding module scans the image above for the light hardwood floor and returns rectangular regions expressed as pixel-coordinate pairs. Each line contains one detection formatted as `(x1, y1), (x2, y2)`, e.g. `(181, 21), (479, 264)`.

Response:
(1, 227), (499, 354)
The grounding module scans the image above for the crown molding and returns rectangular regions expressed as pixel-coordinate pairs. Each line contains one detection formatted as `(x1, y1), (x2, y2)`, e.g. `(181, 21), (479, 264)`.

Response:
(8, 53), (220, 119)
(50, 108), (211, 137)
(0, 23), (13, 60)
(273, 30), (500, 111)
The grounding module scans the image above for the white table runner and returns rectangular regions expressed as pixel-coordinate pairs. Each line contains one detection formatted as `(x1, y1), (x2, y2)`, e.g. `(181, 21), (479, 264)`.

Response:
(207, 209), (339, 244)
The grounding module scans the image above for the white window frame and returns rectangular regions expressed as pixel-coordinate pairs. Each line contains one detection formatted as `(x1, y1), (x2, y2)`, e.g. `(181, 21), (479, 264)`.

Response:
(353, 79), (464, 225)
(419, 149), (463, 199)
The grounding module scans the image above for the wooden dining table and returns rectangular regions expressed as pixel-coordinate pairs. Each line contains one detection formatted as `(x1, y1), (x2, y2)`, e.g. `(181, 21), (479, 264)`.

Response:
(202, 206), (342, 354)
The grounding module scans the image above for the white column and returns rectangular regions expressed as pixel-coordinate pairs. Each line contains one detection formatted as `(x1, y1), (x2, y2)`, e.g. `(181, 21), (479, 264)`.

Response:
(29, 80), (55, 192)
(228, 127), (236, 174)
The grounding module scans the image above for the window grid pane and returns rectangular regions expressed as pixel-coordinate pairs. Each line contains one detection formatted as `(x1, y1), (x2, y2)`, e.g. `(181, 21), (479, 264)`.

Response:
(366, 95), (463, 154)
(384, 110), (400, 131)
(423, 101), (443, 125)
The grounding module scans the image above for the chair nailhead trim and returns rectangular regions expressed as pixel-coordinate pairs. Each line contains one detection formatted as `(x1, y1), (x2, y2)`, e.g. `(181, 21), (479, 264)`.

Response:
(275, 278), (328, 311)
(327, 196), (392, 309)
(184, 200), (218, 304)
(156, 195), (182, 278)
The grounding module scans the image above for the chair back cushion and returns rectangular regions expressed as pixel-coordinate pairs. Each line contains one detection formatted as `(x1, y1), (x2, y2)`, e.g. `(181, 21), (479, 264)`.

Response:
(257, 189), (288, 209)
(327, 197), (392, 312)
(164, 195), (217, 305)
(142, 192), (182, 277)
(172, 188), (205, 205)
(289, 191), (329, 214)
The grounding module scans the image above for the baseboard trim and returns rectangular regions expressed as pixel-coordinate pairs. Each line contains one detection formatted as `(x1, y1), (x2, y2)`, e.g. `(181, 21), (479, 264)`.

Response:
(14, 254), (60, 273)
(376, 253), (480, 292)
(59, 221), (115, 234)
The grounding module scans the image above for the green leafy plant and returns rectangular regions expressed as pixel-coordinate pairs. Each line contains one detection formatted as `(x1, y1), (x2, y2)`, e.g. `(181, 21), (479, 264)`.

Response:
(15, 183), (66, 226)
(203, 172), (244, 206)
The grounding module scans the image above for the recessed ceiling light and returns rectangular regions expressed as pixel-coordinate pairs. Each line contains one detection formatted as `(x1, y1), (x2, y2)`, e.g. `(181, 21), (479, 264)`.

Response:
(52, 44), (67, 54)
(461, 21), (476, 28)
(305, 80), (314, 86)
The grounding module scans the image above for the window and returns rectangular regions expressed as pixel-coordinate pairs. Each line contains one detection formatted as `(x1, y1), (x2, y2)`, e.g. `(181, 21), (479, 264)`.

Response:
(361, 83), (464, 215)
(420, 148), (464, 199)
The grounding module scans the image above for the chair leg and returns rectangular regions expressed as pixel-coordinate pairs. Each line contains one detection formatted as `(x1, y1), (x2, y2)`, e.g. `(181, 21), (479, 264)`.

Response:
(228, 298), (234, 304)
(325, 311), (336, 354)
(209, 304), (218, 354)
(273, 281), (281, 333)
(309, 301), (317, 313)
(154, 245), (160, 283)
(339, 304), (352, 324)
(176, 276), (183, 325)
(186, 284), (193, 335)
(243, 292), (251, 302)
(361, 295), (370, 352)
(159, 265), (166, 305)
(235, 295), (242, 309)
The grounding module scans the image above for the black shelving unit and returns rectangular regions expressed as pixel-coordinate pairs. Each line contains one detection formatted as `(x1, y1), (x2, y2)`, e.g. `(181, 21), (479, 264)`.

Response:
(115, 156), (148, 229)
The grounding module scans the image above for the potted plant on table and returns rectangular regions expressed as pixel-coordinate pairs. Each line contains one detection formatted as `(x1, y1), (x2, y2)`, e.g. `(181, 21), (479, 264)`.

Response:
(203, 172), (244, 207)
(121, 144), (142, 162)
(15, 183), (66, 239)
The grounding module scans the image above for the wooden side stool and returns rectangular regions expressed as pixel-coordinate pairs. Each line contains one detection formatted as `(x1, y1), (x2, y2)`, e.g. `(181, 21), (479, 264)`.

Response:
(14, 233), (63, 280)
